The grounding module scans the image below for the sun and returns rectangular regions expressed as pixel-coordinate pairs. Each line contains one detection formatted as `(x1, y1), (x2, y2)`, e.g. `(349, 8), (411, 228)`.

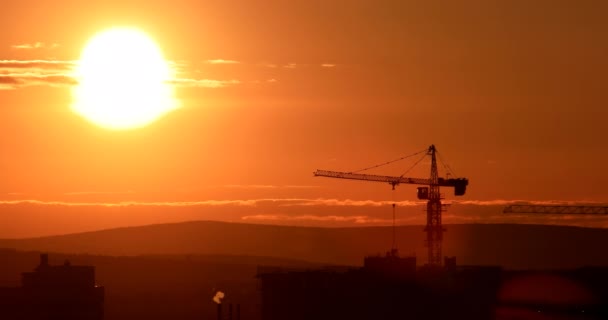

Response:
(72, 28), (178, 130)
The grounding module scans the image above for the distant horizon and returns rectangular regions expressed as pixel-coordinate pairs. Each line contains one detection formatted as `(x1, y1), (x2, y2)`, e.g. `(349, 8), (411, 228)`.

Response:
(0, 206), (608, 240)
(2, 193), (606, 237)
(2, 221), (607, 270)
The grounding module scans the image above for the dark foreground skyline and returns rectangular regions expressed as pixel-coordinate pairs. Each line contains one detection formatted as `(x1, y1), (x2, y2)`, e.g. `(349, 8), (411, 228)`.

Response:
(2, 228), (608, 320)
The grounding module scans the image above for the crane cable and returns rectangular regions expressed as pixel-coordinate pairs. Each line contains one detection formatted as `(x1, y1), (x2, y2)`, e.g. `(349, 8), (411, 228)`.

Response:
(398, 152), (428, 178)
(436, 151), (458, 178)
(351, 149), (427, 174)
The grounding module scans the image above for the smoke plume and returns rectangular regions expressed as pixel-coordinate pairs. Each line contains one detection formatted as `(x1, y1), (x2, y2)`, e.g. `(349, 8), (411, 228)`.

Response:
(213, 291), (225, 304)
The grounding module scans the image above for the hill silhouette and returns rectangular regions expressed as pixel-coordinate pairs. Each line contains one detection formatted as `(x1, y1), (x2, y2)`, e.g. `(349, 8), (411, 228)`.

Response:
(1, 221), (607, 269)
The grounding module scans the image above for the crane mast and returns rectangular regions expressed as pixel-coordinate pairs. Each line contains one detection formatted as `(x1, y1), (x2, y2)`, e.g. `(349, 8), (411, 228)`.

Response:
(314, 145), (468, 267)
(425, 145), (443, 266)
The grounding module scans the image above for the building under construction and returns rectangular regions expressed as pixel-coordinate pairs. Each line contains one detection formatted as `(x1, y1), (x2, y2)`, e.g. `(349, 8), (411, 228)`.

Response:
(0, 254), (104, 320)
(258, 253), (608, 320)
(258, 253), (501, 320)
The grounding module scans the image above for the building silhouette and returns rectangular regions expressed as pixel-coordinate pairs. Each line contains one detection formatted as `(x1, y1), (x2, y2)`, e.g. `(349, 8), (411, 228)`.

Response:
(258, 251), (608, 320)
(0, 254), (104, 320)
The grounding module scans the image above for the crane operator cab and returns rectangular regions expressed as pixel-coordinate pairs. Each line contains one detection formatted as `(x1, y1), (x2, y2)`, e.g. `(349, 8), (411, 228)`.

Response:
(417, 187), (429, 200)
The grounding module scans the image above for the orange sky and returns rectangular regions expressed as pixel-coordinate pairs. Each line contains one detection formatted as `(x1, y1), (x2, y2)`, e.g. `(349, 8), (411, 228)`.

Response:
(0, 0), (607, 237)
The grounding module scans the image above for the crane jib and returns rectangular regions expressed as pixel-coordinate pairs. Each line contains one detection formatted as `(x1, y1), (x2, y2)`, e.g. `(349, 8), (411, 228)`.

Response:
(313, 170), (468, 196)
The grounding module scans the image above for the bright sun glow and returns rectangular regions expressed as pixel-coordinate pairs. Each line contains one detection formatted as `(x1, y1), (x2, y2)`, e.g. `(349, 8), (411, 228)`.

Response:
(72, 28), (178, 130)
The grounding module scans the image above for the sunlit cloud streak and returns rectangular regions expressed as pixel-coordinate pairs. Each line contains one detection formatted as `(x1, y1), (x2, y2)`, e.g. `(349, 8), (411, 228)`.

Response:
(0, 199), (260, 207)
(0, 60), (77, 89)
(242, 214), (378, 224)
(0, 60), (75, 70)
(281, 199), (424, 207)
(0, 196), (608, 228)
(0, 57), (335, 89)
(167, 78), (241, 88)
(205, 59), (239, 64)
(1, 198), (604, 208)
(223, 184), (320, 189)
(0, 74), (77, 89)
(0, 198), (417, 208)
(11, 42), (59, 50)
(0, 59), (243, 90)
(451, 199), (607, 206)
(63, 191), (135, 196)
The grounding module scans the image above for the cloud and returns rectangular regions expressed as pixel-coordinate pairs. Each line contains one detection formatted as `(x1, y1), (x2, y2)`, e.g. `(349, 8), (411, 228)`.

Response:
(240, 214), (425, 225)
(2, 198), (608, 232)
(281, 198), (424, 207)
(0, 74), (77, 90)
(0, 58), (322, 90)
(63, 191), (135, 196)
(258, 62), (338, 69)
(451, 199), (606, 206)
(259, 62), (338, 69)
(0, 59), (242, 90)
(0, 198), (423, 208)
(168, 78), (241, 88)
(242, 214), (374, 224)
(0, 199), (260, 207)
(11, 42), (59, 50)
(259, 63), (277, 68)
(0, 60), (75, 70)
(0, 59), (77, 89)
(236, 199), (608, 228)
(1, 198), (604, 210)
(0, 58), (335, 90)
(249, 79), (278, 84)
(223, 185), (319, 189)
(205, 59), (239, 64)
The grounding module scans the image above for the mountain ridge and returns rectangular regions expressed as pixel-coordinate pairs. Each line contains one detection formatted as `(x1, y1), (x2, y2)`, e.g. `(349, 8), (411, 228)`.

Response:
(1, 221), (606, 269)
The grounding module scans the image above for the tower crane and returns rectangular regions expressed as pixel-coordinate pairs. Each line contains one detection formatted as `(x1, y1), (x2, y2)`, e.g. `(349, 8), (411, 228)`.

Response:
(314, 145), (469, 266)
